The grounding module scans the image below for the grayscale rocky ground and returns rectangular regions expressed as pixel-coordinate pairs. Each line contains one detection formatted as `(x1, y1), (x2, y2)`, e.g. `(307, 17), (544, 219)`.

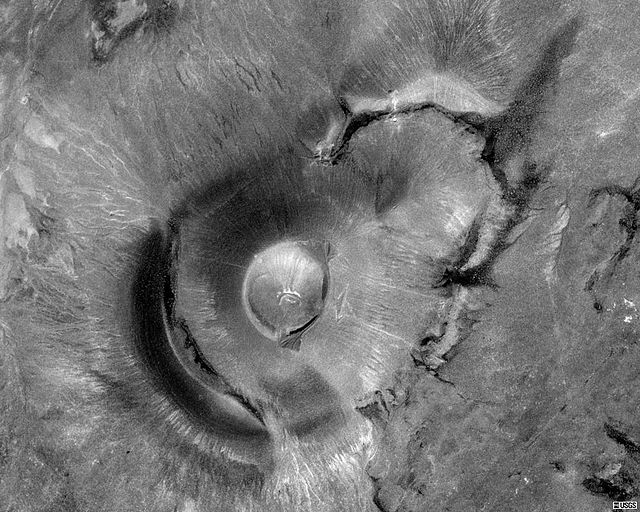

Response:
(1, 1), (639, 511)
